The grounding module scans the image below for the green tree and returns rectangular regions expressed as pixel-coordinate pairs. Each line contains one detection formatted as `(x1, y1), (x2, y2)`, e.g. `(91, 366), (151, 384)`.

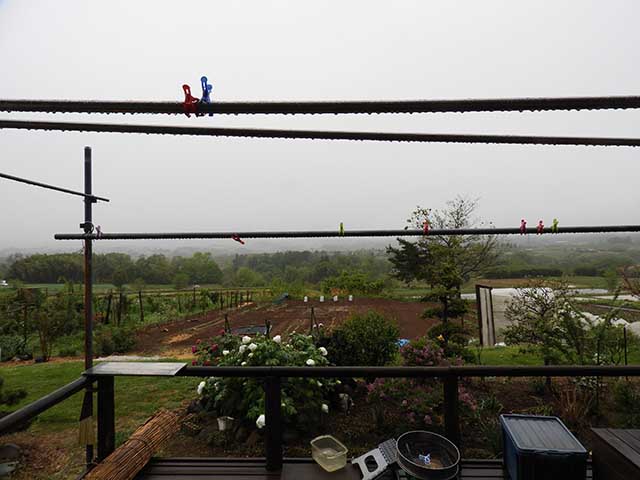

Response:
(387, 197), (498, 343)
(173, 273), (190, 291)
(502, 280), (625, 368)
(235, 267), (266, 286)
(603, 268), (620, 293)
(112, 268), (129, 289)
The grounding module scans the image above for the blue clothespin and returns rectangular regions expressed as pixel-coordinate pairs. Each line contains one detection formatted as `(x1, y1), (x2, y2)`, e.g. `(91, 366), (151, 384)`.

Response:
(198, 76), (213, 117)
(419, 453), (431, 465)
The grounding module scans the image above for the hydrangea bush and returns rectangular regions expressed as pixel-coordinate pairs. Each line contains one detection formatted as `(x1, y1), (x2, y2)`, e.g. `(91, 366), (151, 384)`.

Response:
(366, 337), (476, 430)
(193, 332), (337, 431)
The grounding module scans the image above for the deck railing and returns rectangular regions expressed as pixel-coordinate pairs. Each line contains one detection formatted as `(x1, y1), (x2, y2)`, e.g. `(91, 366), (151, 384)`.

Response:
(3, 364), (640, 472)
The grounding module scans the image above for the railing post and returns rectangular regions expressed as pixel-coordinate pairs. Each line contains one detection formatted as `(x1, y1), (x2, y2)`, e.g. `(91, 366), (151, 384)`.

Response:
(444, 373), (461, 447)
(264, 376), (282, 471)
(97, 376), (115, 461)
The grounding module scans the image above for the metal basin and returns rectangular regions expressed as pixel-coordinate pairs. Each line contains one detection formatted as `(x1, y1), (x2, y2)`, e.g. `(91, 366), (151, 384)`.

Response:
(396, 431), (460, 480)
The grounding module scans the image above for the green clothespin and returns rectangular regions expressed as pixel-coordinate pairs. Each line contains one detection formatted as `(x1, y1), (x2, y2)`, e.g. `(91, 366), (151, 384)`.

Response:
(339, 222), (344, 236)
(551, 218), (559, 233)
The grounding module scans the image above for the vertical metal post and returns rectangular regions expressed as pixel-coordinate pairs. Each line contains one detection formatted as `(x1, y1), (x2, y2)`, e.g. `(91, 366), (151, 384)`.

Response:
(83, 146), (95, 464)
(443, 374), (460, 447)
(264, 376), (282, 471)
(97, 376), (115, 460)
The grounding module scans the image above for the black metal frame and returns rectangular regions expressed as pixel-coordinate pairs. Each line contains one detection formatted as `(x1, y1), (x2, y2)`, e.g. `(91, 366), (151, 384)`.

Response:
(3, 364), (640, 473)
(53, 224), (640, 241)
(3, 119), (640, 147)
(2, 95), (640, 115)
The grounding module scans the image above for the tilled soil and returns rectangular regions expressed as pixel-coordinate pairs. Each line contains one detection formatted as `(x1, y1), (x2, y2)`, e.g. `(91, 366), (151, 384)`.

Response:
(134, 298), (440, 357)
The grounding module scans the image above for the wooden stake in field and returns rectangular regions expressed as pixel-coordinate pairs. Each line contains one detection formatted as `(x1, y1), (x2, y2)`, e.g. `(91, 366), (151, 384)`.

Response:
(85, 409), (180, 480)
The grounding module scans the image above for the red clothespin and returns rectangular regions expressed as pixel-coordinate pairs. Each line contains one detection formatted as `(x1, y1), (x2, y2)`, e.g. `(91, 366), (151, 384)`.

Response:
(182, 84), (199, 117)
(231, 234), (245, 245)
(536, 220), (544, 235)
(423, 220), (429, 235)
(520, 219), (527, 235)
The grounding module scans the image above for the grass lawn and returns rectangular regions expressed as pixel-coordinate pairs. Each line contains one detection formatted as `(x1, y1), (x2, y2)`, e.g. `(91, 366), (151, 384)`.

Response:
(0, 361), (199, 434)
(478, 344), (640, 366)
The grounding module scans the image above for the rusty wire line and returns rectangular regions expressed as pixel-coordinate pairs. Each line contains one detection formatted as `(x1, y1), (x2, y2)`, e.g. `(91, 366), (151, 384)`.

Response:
(0, 171), (109, 202)
(2, 96), (640, 115)
(54, 225), (640, 241)
(2, 119), (640, 147)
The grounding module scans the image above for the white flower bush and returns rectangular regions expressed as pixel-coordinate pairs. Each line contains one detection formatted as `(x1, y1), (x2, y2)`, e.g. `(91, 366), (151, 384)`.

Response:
(197, 332), (336, 432)
(222, 350), (230, 356)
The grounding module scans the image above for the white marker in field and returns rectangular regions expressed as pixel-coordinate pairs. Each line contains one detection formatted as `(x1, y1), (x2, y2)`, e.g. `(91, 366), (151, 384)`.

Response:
(348, 295), (353, 302)
(319, 295), (324, 302)
(333, 295), (338, 302)
(303, 296), (308, 303)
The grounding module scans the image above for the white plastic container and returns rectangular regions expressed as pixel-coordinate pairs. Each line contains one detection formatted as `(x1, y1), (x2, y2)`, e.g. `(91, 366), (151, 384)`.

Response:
(217, 416), (234, 431)
(311, 435), (348, 472)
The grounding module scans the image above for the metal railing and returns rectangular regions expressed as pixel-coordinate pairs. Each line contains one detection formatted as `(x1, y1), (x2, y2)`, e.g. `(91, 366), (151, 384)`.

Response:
(3, 365), (640, 472)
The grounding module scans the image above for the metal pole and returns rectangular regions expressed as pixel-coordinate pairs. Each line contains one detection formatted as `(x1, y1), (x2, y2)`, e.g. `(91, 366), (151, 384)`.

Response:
(83, 146), (95, 465)
(97, 376), (115, 460)
(443, 374), (460, 447)
(264, 376), (282, 471)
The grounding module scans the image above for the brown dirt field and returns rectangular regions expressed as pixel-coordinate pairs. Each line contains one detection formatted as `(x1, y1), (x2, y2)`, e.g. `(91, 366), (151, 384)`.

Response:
(134, 298), (439, 357)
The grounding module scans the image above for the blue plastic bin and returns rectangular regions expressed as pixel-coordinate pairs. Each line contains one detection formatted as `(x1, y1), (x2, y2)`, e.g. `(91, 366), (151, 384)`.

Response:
(500, 414), (588, 480)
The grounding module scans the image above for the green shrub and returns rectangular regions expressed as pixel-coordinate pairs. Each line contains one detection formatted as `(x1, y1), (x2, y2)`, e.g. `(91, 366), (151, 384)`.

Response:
(94, 326), (136, 356)
(324, 311), (399, 366)
(58, 347), (78, 357)
(613, 380), (640, 427)
(0, 335), (30, 361)
(427, 322), (473, 361)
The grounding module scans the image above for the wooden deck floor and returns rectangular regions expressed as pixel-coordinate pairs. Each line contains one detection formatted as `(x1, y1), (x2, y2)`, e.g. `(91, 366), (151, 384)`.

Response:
(135, 457), (593, 479)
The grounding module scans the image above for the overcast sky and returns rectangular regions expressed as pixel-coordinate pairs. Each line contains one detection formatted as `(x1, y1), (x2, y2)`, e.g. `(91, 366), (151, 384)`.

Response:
(1, 1), (639, 254)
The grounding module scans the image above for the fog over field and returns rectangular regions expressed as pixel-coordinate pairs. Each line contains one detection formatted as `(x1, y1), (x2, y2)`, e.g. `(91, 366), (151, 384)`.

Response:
(2, 1), (640, 254)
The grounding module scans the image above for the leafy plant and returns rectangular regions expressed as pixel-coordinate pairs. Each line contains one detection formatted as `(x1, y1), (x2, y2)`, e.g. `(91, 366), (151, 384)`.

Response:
(613, 380), (640, 427)
(323, 311), (399, 366)
(94, 326), (136, 356)
(195, 332), (336, 432)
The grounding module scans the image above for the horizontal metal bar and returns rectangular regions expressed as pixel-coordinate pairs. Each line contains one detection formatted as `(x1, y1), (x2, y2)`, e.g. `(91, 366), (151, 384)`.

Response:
(0, 376), (92, 435)
(0, 172), (109, 202)
(54, 225), (640, 241)
(2, 119), (640, 147)
(178, 365), (640, 378)
(2, 96), (640, 115)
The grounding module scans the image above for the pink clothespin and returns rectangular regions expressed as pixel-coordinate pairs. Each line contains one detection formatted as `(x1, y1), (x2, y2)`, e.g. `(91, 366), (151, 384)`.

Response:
(423, 220), (429, 235)
(520, 219), (527, 235)
(536, 220), (544, 235)
(231, 234), (245, 245)
(182, 84), (199, 117)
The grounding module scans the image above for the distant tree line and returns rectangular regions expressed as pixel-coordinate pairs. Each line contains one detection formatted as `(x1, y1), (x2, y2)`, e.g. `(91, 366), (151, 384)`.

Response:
(224, 250), (391, 287)
(6, 252), (224, 286)
(4, 250), (392, 289)
(486, 245), (640, 279)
